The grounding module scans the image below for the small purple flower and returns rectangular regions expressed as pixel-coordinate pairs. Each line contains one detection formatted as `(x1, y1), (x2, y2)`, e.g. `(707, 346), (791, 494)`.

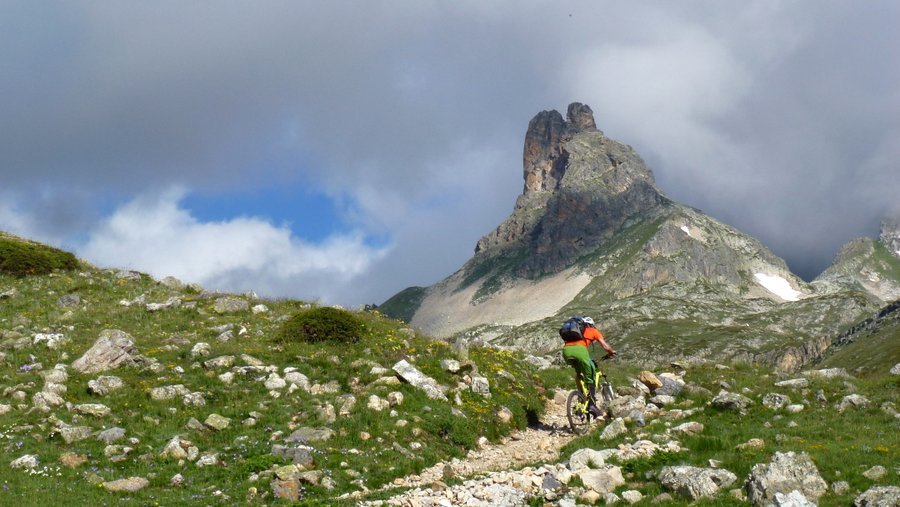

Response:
(18, 364), (33, 372)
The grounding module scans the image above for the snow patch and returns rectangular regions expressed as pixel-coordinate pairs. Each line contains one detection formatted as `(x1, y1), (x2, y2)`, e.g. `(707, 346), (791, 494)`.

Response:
(754, 273), (802, 302)
(680, 225), (691, 235)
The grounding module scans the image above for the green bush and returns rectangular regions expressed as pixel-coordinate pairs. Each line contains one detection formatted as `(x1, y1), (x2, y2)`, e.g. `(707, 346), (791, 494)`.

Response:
(0, 237), (78, 276)
(277, 306), (364, 344)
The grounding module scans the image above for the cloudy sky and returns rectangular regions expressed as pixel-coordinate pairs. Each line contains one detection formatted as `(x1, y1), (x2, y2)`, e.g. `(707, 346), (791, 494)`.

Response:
(1, 1), (897, 306)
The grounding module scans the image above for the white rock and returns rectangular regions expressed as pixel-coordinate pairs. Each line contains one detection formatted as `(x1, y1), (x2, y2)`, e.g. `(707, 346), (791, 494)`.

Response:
(10, 454), (39, 469)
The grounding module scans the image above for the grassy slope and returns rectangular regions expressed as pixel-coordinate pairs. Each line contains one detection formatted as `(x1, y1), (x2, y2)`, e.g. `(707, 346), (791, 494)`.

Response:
(538, 362), (899, 506)
(0, 266), (546, 505)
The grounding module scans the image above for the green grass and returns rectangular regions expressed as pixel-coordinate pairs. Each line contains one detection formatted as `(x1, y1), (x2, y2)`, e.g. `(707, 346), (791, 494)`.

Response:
(0, 265), (549, 505)
(0, 234), (78, 277)
(377, 286), (427, 323)
(549, 362), (899, 506)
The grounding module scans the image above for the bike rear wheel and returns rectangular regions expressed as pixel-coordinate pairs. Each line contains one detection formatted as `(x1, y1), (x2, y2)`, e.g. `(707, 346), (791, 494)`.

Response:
(566, 390), (592, 435)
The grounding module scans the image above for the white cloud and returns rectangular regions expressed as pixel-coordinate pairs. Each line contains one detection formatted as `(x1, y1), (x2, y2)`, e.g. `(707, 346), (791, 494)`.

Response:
(79, 189), (388, 304)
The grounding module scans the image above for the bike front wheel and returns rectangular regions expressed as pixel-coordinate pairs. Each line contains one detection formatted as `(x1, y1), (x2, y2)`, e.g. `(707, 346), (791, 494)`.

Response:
(566, 390), (592, 435)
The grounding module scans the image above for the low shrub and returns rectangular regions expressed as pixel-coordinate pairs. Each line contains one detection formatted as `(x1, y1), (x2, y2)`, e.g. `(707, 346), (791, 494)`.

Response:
(0, 237), (78, 276)
(277, 306), (364, 344)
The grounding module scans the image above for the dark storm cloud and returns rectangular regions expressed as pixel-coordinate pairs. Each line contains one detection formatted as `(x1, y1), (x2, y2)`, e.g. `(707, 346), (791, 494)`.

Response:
(0, 1), (897, 304)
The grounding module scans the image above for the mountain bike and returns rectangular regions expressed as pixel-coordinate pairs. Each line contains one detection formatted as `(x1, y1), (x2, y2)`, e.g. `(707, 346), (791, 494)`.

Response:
(566, 355), (616, 435)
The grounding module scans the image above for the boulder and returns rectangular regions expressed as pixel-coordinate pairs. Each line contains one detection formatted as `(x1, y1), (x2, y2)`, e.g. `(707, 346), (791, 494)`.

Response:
(659, 466), (737, 500)
(578, 465), (626, 495)
(772, 490), (816, 507)
(607, 395), (646, 419)
(102, 477), (149, 492)
(837, 394), (870, 412)
(150, 384), (191, 400)
(712, 390), (753, 411)
(745, 451), (827, 506)
(97, 427), (126, 444)
(855, 486), (900, 507)
(762, 393), (792, 410)
(639, 371), (663, 391)
(87, 375), (125, 396)
(212, 296), (249, 313)
(569, 448), (606, 470)
(600, 418), (627, 440)
(73, 403), (111, 417)
(72, 330), (138, 374)
(392, 360), (448, 401)
(204, 413), (231, 431)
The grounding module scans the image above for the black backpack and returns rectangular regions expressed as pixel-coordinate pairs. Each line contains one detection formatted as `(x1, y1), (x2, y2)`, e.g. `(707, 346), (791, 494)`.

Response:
(559, 317), (584, 342)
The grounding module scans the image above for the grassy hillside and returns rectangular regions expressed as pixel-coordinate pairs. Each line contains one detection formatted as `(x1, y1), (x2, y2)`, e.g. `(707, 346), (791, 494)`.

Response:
(0, 255), (547, 505)
(818, 299), (900, 377)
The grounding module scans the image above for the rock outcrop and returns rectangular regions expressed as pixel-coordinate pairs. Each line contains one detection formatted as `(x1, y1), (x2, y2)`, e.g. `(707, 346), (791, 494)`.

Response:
(71, 330), (139, 374)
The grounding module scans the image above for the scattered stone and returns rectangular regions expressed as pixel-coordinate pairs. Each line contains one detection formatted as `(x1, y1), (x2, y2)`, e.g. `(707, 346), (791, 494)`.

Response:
(59, 452), (88, 468)
(160, 436), (189, 460)
(772, 490), (816, 507)
(621, 490), (643, 504)
(59, 425), (93, 444)
(578, 465), (626, 495)
(832, 481), (850, 495)
(196, 452), (219, 467)
(649, 394), (676, 407)
(32, 391), (65, 412)
(891, 363), (900, 376)
(213, 296), (249, 313)
(862, 465), (886, 481)
(712, 390), (753, 411)
(671, 421), (704, 435)
(392, 360), (448, 401)
(204, 413), (231, 431)
(737, 438), (766, 451)
(762, 393), (792, 410)
(837, 394), (871, 412)
(10, 454), (39, 469)
(774, 378), (809, 389)
(170, 473), (185, 486)
(287, 427), (333, 443)
(88, 375), (126, 396)
(496, 406), (514, 424)
(33, 333), (70, 349)
(855, 486), (900, 506)
(639, 371), (663, 391)
(191, 342), (211, 358)
(71, 330), (139, 374)
(73, 403), (111, 417)
(600, 418), (627, 440)
(441, 359), (461, 373)
(203, 355), (235, 369)
(569, 448), (606, 470)
(183, 392), (206, 406)
(102, 477), (149, 492)
(802, 368), (850, 379)
(745, 451), (827, 506)
(367, 395), (389, 412)
(251, 304), (269, 314)
(651, 493), (674, 504)
(655, 376), (685, 397)
(471, 376), (491, 396)
(659, 466), (737, 500)
(150, 384), (191, 400)
(97, 427), (126, 444)
(264, 373), (287, 390)
(146, 297), (182, 312)
(272, 445), (314, 468)
(186, 417), (207, 432)
(607, 395), (646, 419)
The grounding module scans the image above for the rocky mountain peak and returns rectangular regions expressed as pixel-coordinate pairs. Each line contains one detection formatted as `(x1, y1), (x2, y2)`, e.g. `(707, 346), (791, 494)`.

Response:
(880, 217), (900, 256)
(522, 102), (598, 196)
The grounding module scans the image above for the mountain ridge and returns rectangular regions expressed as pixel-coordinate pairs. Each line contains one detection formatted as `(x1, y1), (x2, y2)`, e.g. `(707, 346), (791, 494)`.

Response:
(382, 103), (899, 370)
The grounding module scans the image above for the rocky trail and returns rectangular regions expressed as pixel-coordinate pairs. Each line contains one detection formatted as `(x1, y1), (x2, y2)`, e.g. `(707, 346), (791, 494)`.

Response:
(353, 390), (586, 504)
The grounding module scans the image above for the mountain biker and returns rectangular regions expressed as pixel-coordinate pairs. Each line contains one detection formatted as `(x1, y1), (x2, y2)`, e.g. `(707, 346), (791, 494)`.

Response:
(562, 316), (616, 418)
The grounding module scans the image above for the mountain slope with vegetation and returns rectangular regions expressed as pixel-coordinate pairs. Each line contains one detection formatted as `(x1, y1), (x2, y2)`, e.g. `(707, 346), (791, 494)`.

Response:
(382, 104), (896, 371)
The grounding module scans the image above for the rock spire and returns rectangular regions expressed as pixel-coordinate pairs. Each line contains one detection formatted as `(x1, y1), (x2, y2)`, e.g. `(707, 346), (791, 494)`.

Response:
(522, 102), (598, 195)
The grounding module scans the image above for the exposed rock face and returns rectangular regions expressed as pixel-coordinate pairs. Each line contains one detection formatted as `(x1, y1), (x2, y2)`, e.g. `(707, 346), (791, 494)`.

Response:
(881, 217), (900, 256)
(855, 486), (900, 507)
